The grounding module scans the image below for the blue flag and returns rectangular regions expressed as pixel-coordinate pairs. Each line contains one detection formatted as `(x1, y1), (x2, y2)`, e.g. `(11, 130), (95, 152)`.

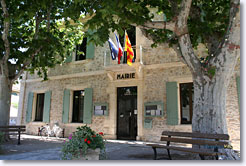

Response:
(108, 38), (118, 60)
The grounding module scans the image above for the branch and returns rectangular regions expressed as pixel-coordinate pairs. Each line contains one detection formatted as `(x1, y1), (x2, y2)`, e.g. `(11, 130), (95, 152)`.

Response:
(132, 0), (192, 36)
(1, 0), (10, 77)
(11, 46), (43, 82)
(132, 20), (175, 32)
(210, 0), (240, 75)
(0, 64), (2, 75)
(175, 0), (192, 36)
(35, 12), (42, 39)
(169, 0), (179, 16)
(46, 3), (53, 32)
(222, 0), (240, 54)
(178, 34), (202, 74)
(174, 0), (202, 74)
(172, 44), (187, 64)
(178, 0), (192, 23)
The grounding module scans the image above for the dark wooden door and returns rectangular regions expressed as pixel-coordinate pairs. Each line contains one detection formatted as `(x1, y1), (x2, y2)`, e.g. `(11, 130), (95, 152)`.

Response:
(117, 87), (137, 140)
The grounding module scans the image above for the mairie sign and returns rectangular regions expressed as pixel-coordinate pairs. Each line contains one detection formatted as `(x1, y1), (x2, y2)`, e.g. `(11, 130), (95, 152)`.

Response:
(116, 73), (136, 80)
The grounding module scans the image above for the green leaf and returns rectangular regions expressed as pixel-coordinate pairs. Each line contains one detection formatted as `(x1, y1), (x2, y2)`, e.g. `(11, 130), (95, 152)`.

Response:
(207, 66), (216, 77)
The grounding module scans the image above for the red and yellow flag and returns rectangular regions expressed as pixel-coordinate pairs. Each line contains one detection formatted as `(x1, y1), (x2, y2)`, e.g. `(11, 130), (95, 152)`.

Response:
(124, 31), (134, 66)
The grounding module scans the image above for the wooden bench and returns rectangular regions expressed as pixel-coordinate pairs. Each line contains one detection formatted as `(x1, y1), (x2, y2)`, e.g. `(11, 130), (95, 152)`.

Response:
(0, 125), (26, 145)
(146, 131), (230, 160)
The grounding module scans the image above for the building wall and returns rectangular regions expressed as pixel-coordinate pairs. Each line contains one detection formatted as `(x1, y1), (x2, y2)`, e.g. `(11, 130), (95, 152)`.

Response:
(226, 74), (240, 150)
(141, 66), (193, 142)
(26, 43), (108, 80)
(18, 27), (240, 151)
(22, 74), (111, 136)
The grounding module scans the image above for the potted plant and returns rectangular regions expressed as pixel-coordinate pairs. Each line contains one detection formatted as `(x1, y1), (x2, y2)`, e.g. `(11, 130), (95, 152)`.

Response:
(61, 125), (105, 160)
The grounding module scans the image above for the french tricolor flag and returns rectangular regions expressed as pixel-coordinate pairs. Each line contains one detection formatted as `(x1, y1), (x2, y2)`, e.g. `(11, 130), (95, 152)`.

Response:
(108, 38), (118, 60)
(115, 33), (123, 64)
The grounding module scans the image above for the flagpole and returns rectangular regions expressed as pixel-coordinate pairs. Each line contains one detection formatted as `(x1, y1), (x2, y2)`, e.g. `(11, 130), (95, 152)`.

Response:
(123, 30), (126, 51)
(123, 30), (126, 64)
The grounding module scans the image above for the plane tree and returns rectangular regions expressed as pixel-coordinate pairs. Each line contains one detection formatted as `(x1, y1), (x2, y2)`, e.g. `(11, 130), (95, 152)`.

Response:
(0, 0), (83, 130)
(1, 0), (240, 159)
(69, 0), (240, 159)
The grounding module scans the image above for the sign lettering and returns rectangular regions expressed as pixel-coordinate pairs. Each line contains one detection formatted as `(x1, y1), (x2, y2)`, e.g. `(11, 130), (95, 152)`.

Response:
(117, 73), (135, 80)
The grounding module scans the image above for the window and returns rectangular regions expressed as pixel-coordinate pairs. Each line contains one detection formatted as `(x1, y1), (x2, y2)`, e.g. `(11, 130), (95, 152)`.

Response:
(35, 93), (45, 121)
(75, 37), (87, 61)
(180, 83), (194, 124)
(72, 90), (84, 122)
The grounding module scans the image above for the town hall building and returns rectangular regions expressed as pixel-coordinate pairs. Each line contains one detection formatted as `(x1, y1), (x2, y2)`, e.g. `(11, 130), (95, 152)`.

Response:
(16, 19), (240, 150)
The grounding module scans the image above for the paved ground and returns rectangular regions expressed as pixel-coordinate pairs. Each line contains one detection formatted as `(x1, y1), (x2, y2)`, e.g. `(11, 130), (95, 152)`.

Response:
(0, 134), (202, 160)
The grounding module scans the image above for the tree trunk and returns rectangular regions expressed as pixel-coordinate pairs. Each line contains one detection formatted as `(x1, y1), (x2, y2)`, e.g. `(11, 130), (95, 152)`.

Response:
(176, 0), (240, 159)
(192, 75), (227, 134)
(0, 74), (12, 127)
(192, 72), (239, 160)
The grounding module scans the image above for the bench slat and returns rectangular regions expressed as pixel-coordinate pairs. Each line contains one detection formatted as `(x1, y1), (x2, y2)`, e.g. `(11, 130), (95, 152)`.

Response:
(0, 129), (26, 132)
(8, 132), (26, 135)
(162, 131), (229, 140)
(147, 144), (225, 156)
(0, 125), (26, 145)
(0, 126), (25, 129)
(160, 137), (228, 146)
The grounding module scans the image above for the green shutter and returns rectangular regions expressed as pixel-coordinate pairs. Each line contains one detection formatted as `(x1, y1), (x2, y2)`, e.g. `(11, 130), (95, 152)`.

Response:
(86, 29), (95, 59)
(163, 13), (167, 21)
(83, 88), (93, 124)
(26, 92), (34, 123)
(65, 54), (72, 63)
(43, 91), (51, 123)
(62, 89), (70, 123)
(166, 82), (179, 125)
(104, 109), (108, 116)
(106, 51), (111, 66)
(236, 76), (240, 111)
(144, 119), (152, 129)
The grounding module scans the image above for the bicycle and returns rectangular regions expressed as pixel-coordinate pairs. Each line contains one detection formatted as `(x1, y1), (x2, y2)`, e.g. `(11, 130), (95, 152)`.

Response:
(39, 123), (63, 138)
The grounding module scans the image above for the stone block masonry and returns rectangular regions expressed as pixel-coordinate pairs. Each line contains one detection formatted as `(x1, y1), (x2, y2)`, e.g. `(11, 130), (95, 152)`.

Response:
(18, 26), (240, 151)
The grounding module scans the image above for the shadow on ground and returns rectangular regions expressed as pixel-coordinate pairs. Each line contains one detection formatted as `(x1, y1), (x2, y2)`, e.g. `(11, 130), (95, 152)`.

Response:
(0, 135), (199, 160)
(0, 135), (65, 156)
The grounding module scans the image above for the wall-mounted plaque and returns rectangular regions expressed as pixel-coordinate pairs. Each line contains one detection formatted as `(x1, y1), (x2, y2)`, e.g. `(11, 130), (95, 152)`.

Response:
(144, 118), (152, 129)
(93, 103), (109, 116)
(144, 101), (164, 117)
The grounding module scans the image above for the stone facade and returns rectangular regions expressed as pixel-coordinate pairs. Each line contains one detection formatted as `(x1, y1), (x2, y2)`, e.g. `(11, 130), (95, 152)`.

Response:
(226, 74), (240, 150)
(18, 26), (240, 151)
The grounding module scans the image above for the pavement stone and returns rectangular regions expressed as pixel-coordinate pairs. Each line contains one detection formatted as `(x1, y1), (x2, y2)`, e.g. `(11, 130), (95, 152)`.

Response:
(0, 135), (199, 160)
(0, 148), (62, 160)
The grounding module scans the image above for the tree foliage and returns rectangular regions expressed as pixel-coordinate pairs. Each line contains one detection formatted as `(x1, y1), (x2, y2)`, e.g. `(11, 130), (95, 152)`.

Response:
(0, 0), (84, 81)
(0, 0), (233, 81)
(67, 0), (230, 52)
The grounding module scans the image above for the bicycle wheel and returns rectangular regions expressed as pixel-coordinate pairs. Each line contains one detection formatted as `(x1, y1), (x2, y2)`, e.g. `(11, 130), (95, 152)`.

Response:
(40, 127), (48, 138)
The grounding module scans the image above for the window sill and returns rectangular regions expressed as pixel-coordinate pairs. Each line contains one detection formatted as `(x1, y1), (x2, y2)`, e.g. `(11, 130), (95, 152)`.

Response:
(29, 121), (46, 125)
(144, 115), (163, 118)
(166, 124), (192, 128)
(69, 59), (92, 65)
(94, 114), (108, 116)
(65, 123), (85, 125)
(180, 124), (192, 126)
